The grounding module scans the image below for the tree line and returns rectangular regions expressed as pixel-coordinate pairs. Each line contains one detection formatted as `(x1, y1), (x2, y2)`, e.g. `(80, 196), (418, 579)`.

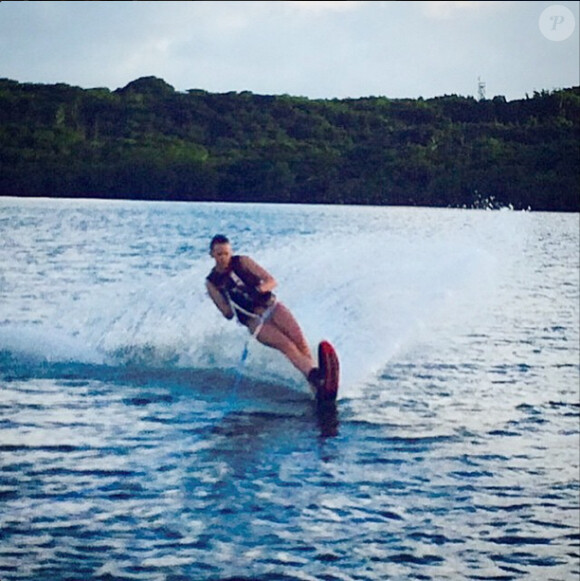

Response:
(0, 76), (578, 211)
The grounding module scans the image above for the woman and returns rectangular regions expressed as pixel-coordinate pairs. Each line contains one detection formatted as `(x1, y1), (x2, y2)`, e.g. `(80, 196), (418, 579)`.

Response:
(206, 234), (322, 389)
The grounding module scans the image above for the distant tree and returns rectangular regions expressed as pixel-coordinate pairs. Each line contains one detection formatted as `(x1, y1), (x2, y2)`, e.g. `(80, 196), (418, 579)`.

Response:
(0, 78), (577, 211)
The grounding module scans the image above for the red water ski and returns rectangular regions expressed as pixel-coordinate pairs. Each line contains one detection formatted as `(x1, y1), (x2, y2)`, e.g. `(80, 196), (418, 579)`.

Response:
(316, 340), (339, 402)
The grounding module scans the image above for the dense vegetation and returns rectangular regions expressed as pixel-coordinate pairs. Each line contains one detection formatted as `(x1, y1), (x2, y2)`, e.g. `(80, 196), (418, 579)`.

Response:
(0, 76), (578, 211)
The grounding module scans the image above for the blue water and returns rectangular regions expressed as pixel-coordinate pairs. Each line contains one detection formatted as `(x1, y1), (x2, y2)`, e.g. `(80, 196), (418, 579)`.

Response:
(1, 198), (578, 581)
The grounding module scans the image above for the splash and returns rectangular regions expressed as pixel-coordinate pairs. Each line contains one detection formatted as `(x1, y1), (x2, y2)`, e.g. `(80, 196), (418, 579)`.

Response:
(0, 203), (529, 397)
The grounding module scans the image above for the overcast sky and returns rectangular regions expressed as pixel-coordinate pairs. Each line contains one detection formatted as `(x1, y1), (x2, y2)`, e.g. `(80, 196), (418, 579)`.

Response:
(1, 1), (578, 101)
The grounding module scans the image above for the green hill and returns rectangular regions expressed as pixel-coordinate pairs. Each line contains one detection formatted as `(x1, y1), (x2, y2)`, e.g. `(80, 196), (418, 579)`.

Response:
(1, 76), (578, 211)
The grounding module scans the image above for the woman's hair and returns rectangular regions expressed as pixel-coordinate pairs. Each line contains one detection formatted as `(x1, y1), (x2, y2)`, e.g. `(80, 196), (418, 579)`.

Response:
(209, 234), (230, 251)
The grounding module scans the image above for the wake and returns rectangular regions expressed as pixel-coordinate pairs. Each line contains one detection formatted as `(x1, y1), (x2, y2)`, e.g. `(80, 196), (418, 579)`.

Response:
(0, 208), (523, 400)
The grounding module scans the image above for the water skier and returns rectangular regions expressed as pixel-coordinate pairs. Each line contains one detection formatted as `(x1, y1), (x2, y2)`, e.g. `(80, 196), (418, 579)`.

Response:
(206, 234), (324, 391)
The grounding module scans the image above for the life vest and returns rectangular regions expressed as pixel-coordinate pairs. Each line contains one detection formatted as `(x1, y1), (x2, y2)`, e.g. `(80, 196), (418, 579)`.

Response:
(206, 255), (275, 324)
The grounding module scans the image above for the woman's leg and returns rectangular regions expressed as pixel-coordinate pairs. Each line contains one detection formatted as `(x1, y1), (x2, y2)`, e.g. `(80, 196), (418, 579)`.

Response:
(267, 303), (312, 358)
(253, 319), (315, 377)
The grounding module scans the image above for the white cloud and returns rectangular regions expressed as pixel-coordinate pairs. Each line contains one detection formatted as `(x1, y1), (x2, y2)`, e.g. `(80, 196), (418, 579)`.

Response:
(0, 1), (576, 100)
(421, 1), (513, 20)
(282, 1), (367, 14)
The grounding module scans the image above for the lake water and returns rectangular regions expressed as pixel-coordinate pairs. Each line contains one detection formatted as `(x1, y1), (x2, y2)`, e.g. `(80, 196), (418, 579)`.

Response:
(0, 198), (578, 581)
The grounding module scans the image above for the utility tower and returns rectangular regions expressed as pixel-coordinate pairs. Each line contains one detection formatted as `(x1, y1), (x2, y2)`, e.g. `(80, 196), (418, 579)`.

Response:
(477, 77), (486, 101)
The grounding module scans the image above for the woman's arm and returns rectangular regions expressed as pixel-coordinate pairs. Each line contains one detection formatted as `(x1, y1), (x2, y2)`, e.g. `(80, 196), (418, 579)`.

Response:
(239, 256), (277, 293)
(206, 280), (234, 319)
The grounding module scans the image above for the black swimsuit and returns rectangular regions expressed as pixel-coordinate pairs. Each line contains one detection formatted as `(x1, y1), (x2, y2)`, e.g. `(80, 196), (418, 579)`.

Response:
(207, 255), (275, 325)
